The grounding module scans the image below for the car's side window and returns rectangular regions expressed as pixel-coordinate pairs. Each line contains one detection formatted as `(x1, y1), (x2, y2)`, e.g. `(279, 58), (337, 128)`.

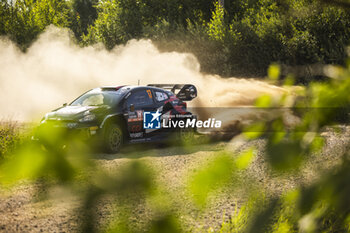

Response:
(126, 90), (154, 109)
(154, 91), (169, 102)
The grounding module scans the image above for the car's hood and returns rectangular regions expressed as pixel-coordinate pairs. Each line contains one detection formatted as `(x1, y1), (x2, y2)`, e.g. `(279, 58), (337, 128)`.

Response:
(46, 105), (106, 120)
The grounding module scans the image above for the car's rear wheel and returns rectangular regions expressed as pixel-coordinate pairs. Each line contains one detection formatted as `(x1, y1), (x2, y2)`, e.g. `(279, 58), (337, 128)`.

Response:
(104, 123), (123, 153)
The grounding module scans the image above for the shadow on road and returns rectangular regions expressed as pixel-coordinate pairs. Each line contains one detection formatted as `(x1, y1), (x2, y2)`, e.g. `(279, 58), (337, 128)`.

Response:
(93, 136), (230, 160)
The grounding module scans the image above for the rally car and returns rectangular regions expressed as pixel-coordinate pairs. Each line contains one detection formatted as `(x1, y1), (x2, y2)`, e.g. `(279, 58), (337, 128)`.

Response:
(35, 84), (197, 153)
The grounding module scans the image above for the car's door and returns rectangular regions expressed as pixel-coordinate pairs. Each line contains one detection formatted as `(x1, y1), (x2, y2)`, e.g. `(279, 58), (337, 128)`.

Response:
(123, 89), (157, 137)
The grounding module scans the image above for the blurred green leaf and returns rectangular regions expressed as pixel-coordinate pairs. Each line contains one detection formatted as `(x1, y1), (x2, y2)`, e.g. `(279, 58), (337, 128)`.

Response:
(0, 143), (46, 183)
(309, 136), (324, 153)
(267, 140), (304, 171)
(235, 148), (255, 170)
(268, 64), (280, 81)
(243, 122), (266, 139)
(255, 95), (272, 108)
(188, 153), (234, 207)
(283, 75), (295, 86)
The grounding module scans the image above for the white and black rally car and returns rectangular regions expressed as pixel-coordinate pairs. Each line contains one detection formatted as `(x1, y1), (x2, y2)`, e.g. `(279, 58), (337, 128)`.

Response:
(35, 84), (197, 153)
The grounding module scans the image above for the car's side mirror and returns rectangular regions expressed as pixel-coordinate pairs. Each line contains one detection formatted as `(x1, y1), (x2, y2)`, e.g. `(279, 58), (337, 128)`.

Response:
(63, 103), (67, 107)
(130, 104), (135, 112)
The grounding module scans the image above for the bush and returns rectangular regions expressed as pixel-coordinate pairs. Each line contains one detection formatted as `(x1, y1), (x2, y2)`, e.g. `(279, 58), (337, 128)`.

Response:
(0, 121), (22, 160)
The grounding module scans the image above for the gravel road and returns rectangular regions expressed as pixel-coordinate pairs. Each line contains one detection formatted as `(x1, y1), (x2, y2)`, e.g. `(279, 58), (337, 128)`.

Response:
(0, 127), (349, 232)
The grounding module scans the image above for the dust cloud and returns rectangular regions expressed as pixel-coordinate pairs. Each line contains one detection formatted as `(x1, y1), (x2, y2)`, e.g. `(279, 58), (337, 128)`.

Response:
(0, 26), (287, 122)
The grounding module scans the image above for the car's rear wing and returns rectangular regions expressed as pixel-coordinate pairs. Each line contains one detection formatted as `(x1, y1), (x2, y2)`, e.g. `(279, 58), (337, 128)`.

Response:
(147, 84), (197, 101)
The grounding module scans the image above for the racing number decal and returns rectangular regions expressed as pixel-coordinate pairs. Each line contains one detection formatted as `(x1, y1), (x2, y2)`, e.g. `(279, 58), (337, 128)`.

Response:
(146, 90), (152, 98)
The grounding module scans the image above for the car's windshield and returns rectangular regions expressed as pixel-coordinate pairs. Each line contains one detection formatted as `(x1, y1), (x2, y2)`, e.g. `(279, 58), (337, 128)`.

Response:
(70, 89), (125, 107)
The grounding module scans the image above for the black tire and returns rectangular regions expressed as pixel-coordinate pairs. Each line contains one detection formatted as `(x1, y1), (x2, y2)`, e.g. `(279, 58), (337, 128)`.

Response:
(104, 123), (123, 153)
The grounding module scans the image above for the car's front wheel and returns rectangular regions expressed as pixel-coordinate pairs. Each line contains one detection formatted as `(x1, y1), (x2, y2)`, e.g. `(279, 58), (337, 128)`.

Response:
(104, 123), (123, 153)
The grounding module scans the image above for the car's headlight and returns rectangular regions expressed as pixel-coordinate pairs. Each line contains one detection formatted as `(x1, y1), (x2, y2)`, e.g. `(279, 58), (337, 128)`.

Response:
(41, 114), (49, 123)
(79, 112), (96, 122)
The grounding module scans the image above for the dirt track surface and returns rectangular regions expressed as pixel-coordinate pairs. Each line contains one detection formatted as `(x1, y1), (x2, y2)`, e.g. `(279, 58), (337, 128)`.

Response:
(0, 127), (349, 232)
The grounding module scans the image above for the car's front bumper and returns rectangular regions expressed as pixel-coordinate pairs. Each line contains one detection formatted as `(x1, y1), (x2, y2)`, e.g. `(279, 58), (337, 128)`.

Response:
(33, 120), (103, 143)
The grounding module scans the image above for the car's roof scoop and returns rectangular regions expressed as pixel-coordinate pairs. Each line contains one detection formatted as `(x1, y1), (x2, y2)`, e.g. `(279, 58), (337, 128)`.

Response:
(147, 84), (197, 101)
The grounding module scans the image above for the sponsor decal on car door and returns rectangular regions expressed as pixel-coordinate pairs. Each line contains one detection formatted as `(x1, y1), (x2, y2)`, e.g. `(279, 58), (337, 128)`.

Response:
(127, 110), (144, 137)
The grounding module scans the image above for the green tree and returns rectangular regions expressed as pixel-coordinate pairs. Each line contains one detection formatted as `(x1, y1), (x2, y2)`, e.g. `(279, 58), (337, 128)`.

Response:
(32, 0), (71, 31)
(71, 0), (98, 36)
(207, 1), (226, 41)
(0, 0), (72, 49)
(6, 0), (38, 48)
(0, 0), (10, 35)
(83, 0), (123, 49)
